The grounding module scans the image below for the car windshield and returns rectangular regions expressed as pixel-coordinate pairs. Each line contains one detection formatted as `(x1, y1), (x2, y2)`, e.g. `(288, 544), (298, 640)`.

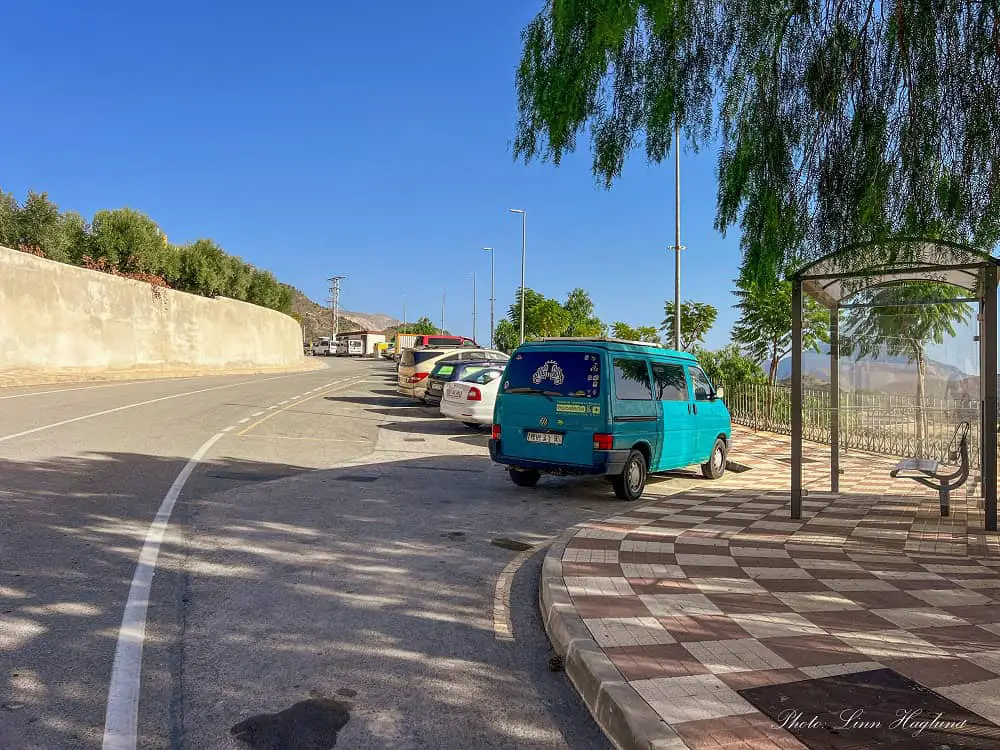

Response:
(463, 368), (503, 385)
(501, 350), (601, 398)
(430, 360), (461, 378)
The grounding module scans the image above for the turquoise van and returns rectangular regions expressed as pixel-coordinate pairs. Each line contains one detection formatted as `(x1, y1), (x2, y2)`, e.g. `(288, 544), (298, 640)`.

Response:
(488, 338), (732, 500)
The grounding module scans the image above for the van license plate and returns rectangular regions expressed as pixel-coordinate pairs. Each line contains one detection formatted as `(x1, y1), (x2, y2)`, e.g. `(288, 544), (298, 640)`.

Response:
(526, 432), (563, 445)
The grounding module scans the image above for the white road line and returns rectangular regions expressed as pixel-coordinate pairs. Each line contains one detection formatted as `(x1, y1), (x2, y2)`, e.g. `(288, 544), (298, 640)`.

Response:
(251, 411), (266, 417)
(237, 417), (251, 424)
(0, 377), (199, 401)
(102, 432), (224, 750)
(0, 373), (301, 444)
(101, 372), (370, 750)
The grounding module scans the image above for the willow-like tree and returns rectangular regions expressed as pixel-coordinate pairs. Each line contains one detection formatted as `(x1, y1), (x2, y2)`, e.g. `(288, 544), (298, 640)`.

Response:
(841, 283), (971, 457)
(514, 3), (1000, 288)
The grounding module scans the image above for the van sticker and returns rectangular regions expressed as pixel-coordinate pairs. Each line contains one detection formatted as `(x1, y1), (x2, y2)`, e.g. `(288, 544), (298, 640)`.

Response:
(555, 403), (587, 414)
(589, 405), (601, 415)
(532, 360), (565, 386)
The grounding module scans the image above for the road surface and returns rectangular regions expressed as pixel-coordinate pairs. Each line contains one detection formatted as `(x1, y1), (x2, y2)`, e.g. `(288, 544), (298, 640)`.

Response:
(1, 359), (643, 749)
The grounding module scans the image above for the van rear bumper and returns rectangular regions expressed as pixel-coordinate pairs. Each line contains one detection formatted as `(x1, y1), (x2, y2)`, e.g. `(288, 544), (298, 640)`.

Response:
(489, 439), (629, 476)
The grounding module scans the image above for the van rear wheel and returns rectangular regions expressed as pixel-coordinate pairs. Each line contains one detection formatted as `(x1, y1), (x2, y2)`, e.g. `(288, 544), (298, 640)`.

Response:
(509, 468), (540, 488)
(612, 450), (647, 501)
(701, 438), (728, 480)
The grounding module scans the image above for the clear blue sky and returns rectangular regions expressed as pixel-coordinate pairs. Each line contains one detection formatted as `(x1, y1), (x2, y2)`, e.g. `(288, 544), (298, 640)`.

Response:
(3, 1), (770, 350)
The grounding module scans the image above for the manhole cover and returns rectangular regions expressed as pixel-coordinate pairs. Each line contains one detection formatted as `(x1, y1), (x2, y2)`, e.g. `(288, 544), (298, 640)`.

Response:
(491, 538), (533, 552)
(404, 438), (425, 442)
(738, 668), (1000, 749)
(334, 475), (379, 483)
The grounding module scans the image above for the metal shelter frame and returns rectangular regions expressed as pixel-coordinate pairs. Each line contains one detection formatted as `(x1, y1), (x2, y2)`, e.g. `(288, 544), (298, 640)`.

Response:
(789, 238), (1000, 531)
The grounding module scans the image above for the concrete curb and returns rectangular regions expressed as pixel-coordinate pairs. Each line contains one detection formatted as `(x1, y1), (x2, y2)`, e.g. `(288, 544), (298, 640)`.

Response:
(0, 357), (327, 389)
(539, 524), (691, 750)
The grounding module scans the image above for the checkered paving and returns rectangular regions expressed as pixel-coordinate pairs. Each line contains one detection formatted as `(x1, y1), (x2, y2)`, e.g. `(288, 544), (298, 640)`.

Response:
(558, 426), (1000, 749)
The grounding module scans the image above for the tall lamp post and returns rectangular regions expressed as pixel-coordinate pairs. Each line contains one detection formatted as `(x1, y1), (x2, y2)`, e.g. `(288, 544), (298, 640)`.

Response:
(509, 209), (526, 344)
(671, 122), (683, 351)
(483, 247), (495, 348)
(470, 272), (478, 344)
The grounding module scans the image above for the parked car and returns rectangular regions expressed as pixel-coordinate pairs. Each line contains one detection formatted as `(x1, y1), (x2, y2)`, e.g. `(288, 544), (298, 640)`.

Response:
(396, 334), (478, 350)
(488, 337), (732, 500)
(424, 356), (510, 406)
(313, 337), (333, 356)
(440, 366), (505, 428)
(397, 347), (508, 402)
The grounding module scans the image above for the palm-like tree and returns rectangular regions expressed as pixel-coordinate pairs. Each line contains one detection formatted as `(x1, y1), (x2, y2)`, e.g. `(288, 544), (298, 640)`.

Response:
(841, 283), (972, 456)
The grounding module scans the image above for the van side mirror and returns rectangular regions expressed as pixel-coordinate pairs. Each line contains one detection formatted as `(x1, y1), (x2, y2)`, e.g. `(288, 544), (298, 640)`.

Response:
(714, 386), (724, 400)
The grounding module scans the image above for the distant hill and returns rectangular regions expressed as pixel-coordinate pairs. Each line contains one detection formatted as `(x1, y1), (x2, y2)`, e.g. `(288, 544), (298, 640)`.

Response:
(339, 310), (401, 332)
(775, 343), (974, 399)
(285, 287), (399, 342)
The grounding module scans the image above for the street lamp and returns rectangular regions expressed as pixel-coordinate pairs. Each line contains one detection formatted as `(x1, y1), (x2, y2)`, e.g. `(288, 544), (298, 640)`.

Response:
(483, 247), (495, 348)
(470, 272), (478, 344)
(509, 209), (526, 344)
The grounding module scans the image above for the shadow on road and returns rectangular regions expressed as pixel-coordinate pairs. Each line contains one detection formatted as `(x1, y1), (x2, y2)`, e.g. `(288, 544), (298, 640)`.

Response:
(2, 445), (615, 749)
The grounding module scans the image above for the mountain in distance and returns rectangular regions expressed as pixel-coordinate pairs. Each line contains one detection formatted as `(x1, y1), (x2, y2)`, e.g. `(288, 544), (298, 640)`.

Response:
(339, 310), (401, 332)
(286, 287), (400, 342)
(774, 343), (976, 399)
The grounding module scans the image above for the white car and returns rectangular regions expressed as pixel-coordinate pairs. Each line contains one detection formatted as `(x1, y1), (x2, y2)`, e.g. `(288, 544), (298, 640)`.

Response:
(440, 366), (504, 427)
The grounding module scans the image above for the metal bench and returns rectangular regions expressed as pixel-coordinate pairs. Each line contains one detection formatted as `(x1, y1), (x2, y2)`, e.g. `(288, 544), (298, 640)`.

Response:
(890, 421), (971, 517)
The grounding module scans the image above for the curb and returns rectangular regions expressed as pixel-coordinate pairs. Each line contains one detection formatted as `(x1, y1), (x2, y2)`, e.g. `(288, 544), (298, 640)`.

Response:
(540, 524), (691, 750)
(0, 358), (327, 389)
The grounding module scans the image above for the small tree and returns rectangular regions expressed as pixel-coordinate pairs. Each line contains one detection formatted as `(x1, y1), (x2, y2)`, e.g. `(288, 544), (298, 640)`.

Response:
(731, 274), (829, 388)
(89, 208), (168, 275)
(842, 283), (972, 457)
(661, 301), (717, 351)
(398, 317), (439, 335)
(562, 288), (605, 336)
(494, 319), (519, 352)
(611, 322), (660, 343)
(693, 344), (767, 390)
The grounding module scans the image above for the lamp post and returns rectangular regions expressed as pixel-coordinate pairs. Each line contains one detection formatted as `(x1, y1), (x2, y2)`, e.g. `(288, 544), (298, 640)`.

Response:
(483, 247), (495, 348)
(509, 209), (526, 344)
(671, 122), (683, 351)
(470, 272), (478, 344)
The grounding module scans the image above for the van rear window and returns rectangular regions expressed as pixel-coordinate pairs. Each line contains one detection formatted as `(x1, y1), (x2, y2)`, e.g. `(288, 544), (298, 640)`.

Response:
(501, 351), (601, 398)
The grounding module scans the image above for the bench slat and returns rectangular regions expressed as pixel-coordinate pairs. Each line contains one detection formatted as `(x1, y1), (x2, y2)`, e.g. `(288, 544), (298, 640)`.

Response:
(892, 458), (940, 476)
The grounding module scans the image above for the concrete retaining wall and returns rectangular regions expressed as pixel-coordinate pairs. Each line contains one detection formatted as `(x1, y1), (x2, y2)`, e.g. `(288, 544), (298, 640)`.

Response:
(0, 245), (307, 382)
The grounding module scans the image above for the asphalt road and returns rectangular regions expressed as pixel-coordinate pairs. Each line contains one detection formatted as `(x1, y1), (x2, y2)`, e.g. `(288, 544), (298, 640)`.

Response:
(0, 358), (695, 749)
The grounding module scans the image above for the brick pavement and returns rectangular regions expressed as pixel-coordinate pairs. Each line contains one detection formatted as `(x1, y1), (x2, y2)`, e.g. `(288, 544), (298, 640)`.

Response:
(540, 425), (1000, 749)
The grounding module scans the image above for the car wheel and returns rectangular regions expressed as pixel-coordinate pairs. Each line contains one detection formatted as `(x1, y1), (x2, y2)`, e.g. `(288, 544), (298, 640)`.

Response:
(508, 468), (540, 488)
(612, 450), (647, 501)
(701, 438), (728, 480)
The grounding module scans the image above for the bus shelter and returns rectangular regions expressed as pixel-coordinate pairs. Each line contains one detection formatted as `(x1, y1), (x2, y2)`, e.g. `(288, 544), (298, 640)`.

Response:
(790, 239), (1000, 531)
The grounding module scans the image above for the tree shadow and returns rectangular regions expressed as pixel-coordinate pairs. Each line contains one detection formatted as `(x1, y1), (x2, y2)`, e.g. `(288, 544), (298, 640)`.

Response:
(2, 447), (614, 749)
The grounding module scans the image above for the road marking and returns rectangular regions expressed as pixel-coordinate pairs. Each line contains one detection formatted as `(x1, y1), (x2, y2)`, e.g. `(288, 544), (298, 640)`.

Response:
(236, 433), (372, 444)
(102, 431), (225, 750)
(0, 373), (305, 444)
(493, 539), (553, 641)
(235, 376), (368, 437)
(102, 371), (363, 750)
(0, 377), (200, 401)
(251, 411), (265, 417)
(237, 417), (251, 424)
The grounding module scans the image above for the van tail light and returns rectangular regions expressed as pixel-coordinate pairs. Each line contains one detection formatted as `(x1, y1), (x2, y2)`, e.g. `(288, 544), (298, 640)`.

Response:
(467, 387), (482, 401)
(492, 424), (501, 440)
(412, 372), (428, 382)
(593, 433), (614, 451)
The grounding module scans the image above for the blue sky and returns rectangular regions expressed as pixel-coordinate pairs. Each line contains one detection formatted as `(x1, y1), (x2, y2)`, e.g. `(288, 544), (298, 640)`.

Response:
(3, 0), (955, 359)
